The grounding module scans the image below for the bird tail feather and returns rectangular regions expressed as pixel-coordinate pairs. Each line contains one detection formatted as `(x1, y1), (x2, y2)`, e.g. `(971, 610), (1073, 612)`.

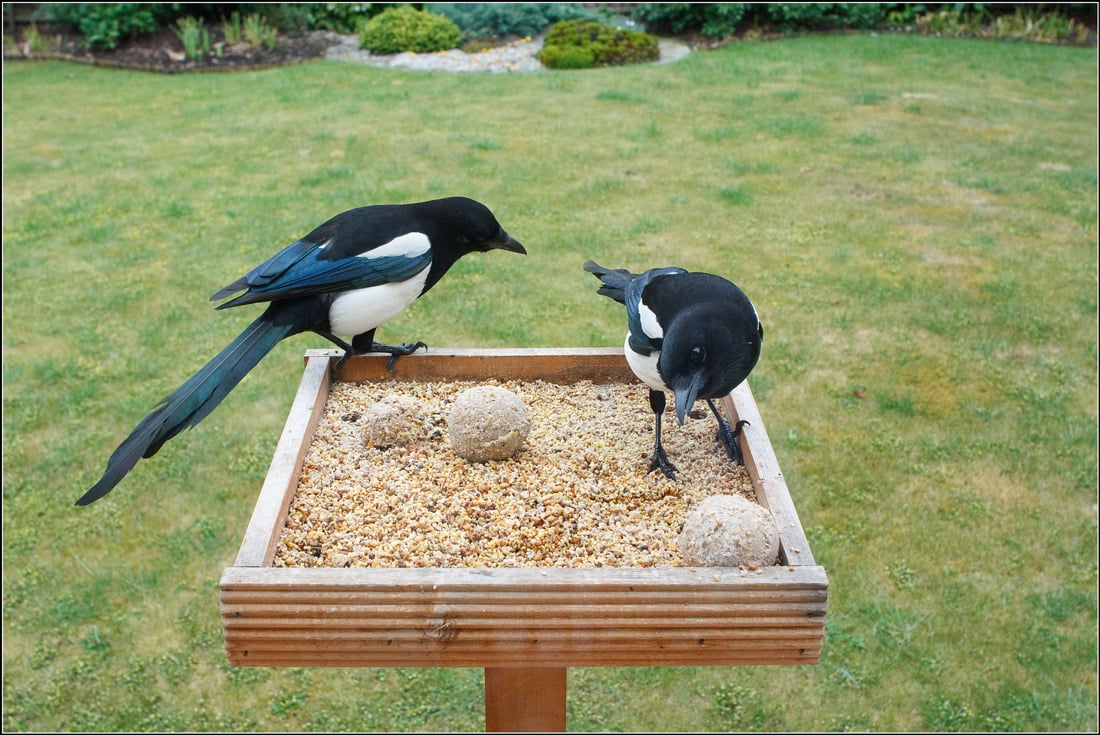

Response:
(76, 314), (296, 506)
(583, 260), (636, 304)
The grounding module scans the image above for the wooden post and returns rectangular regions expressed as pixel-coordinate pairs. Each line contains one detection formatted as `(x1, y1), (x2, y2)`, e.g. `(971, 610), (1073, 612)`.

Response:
(484, 667), (567, 732)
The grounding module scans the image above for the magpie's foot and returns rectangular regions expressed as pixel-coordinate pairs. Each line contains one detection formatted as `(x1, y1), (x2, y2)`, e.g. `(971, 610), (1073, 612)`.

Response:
(332, 348), (355, 375)
(372, 341), (428, 371)
(647, 444), (679, 479)
(717, 419), (750, 465)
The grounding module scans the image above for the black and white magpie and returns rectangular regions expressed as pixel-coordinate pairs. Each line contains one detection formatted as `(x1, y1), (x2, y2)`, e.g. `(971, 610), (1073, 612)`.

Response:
(77, 196), (525, 506)
(583, 260), (763, 479)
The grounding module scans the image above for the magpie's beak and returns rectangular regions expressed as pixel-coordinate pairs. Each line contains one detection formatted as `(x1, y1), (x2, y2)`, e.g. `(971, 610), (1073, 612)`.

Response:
(492, 230), (526, 255)
(672, 372), (704, 426)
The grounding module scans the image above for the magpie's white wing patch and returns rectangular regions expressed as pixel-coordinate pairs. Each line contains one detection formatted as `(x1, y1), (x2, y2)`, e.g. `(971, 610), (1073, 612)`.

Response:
(624, 333), (667, 392)
(637, 300), (663, 340)
(362, 232), (431, 260)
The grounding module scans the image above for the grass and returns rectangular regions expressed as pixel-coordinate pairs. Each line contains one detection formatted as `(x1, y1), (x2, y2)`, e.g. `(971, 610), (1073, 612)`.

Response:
(3, 33), (1097, 731)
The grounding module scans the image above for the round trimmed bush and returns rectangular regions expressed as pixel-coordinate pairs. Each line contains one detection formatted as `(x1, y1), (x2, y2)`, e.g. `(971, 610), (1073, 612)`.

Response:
(358, 6), (461, 55)
(536, 19), (659, 70)
(535, 44), (595, 70)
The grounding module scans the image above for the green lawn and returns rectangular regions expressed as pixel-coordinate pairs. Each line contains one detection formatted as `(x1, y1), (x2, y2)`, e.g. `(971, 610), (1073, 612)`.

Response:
(3, 33), (1097, 731)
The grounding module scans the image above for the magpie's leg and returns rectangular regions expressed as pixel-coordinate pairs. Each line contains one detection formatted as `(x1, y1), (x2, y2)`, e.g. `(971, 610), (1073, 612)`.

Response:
(647, 389), (678, 479)
(707, 398), (749, 465)
(320, 332), (358, 374)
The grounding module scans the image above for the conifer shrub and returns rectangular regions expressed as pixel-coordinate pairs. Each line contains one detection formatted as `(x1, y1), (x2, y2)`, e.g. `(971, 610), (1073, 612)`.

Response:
(632, 3), (748, 39)
(536, 19), (659, 70)
(358, 5), (461, 54)
(430, 3), (603, 41)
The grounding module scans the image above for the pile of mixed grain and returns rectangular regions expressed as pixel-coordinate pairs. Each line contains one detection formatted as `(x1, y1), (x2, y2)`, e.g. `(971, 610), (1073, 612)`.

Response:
(275, 379), (756, 569)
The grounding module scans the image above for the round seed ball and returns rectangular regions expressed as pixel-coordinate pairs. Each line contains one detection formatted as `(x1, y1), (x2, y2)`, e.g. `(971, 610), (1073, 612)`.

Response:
(679, 494), (779, 568)
(448, 386), (531, 462)
(362, 394), (429, 449)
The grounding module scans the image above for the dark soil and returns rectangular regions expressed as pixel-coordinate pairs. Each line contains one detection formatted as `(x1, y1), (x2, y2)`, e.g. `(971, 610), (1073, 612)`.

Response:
(4, 23), (341, 73)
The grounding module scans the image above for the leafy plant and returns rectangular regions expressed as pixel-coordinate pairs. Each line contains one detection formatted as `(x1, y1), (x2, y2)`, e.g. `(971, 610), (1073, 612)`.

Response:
(991, 6), (1091, 44)
(222, 11), (242, 46)
(914, 7), (992, 37)
(173, 16), (210, 61)
(242, 13), (278, 51)
(10, 22), (58, 55)
(358, 5), (461, 54)
(536, 19), (659, 70)
(910, 5), (1091, 44)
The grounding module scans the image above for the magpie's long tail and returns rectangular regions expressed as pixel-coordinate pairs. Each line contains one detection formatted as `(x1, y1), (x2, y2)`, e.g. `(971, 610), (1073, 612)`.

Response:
(76, 312), (298, 506)
(583, 260), (636, 304)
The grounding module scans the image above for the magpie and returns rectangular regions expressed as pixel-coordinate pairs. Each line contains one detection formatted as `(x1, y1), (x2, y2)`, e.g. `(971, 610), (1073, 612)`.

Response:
(76, 197), (525, 506)
(583, 260), (763, 479)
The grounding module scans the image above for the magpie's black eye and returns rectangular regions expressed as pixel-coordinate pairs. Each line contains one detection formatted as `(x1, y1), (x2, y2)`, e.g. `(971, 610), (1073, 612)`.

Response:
(690, 346), (706, 363)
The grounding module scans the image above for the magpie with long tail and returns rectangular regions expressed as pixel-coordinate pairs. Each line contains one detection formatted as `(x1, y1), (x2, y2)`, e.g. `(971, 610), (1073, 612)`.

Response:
(583, 260), (762, 479)
(77, 197), (525, 506)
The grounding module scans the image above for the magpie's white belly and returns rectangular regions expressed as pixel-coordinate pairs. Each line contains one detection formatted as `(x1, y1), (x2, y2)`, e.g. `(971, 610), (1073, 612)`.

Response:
(328, 269), (429, 337)
(623, 332), (667, 392)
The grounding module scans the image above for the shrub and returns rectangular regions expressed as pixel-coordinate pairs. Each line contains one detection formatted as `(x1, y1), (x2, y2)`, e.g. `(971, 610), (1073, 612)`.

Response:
(765, 3), (889, 32)
(428, 3), (604, 41)
(309, 3), (377, 35)
(832, 3), (891, 30)
(633, 3), (888, 38)
(38, 2), (164, 50)
(358, 6), (461, 54)
(764, 3), (835, 31)
(536, 19), (660, 70)
(632, 3), (748, 39)
(536, 44), (595, 69)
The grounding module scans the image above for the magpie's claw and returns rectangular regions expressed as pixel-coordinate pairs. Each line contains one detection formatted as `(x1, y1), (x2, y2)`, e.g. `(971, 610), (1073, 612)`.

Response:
(333, 350), (351, 375)
(378, 341), (428, 371)
(648, 443), (679, 479)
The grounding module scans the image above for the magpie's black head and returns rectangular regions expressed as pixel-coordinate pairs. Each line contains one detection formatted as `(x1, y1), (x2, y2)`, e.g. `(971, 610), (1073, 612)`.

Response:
(653, 278), (763, 425)
(425, 196), (526, 256)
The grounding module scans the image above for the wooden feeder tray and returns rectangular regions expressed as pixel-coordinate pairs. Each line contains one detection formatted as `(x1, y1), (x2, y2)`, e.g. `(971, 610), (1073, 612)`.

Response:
(220, 348), (827, 729)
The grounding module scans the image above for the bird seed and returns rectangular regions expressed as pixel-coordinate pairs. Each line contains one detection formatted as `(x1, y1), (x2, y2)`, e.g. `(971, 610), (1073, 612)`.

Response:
(274, 379), (757, 569)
